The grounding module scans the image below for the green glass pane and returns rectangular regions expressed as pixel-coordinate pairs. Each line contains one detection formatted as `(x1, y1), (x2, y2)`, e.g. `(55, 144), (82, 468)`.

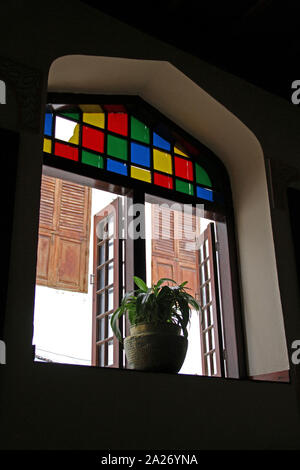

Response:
(82, 150), (104, 169)
(131, 116), (150, 144)
(107, 135), (128, 160)
(175, 179), (194, 196)
(60, 111), (81, 121)
(195, 163), (212, 187)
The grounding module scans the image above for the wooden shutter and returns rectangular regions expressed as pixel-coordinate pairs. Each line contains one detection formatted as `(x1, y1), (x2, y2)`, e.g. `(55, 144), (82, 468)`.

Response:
(152, 205), (177, 281)
(36, 175), (91, 293)
(92, 198), (122, 368)
(175, 210), (200, 299)
(198, 223), (225, 377)
(151, 205), (200, 298)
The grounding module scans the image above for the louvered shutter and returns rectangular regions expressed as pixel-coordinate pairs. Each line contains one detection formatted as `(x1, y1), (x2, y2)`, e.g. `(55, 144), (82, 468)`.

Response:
(151, 205), (178, 281)
(175, 210), (200, 298)
(36, 175), (91, 293)
(151, 205), (200, 297)
(36, 175), (58, 286)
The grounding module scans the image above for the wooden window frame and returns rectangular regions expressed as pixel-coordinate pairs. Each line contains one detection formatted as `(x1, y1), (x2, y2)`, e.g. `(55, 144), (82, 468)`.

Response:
(198, 223), (225, 377)
(92, 198), (123, 368)
(38, 93), (246, 378)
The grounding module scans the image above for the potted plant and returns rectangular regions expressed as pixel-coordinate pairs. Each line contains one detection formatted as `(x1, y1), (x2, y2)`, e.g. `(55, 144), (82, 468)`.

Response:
(110, 276), (201, 373)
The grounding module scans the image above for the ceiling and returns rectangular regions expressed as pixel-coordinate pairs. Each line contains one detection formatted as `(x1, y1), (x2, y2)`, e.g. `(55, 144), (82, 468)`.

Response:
(80, 0), (300, 103)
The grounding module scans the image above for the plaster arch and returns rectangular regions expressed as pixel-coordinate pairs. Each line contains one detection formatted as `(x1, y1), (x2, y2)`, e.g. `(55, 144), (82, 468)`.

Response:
(48, 55), (289, 376)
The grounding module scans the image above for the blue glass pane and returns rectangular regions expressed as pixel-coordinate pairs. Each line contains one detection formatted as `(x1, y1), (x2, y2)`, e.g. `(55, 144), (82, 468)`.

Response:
(131, 142), (150, 167)
(196, 186), (214, 201)
(153, 132), (171, 151)
(107, 158), (127, 176)
(44, 113), (52, 136)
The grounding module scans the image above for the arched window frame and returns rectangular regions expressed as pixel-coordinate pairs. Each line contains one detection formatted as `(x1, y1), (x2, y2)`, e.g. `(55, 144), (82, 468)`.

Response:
(39, 92), (246, 379)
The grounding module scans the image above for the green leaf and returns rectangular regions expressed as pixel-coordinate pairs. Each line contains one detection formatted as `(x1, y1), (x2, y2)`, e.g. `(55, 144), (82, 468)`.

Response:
(111, 275), (200, 343)
(110, 306), (124, 343)
(179, 281), (188, 288)
(155, 277), (177, 287)
(133, 276), (148, 292)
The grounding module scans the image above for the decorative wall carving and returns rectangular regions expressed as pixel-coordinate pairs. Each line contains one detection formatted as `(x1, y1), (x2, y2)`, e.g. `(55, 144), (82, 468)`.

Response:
(0, 56), (43, 132)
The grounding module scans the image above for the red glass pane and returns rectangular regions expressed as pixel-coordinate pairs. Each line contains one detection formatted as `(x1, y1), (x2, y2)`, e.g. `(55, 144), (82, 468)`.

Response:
(174, 156), (193, 181)
(54, 142), (79, 161)
(176, 138), (199, 157)
(103, 104), (127, 113)
(154, 172), (173, 189)
(82, 126), (104, 153)
(107, 113), (128, 136)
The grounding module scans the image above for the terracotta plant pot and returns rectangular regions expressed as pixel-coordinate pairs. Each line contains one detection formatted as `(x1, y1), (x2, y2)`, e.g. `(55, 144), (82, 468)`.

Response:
(124, 322), (188, 373)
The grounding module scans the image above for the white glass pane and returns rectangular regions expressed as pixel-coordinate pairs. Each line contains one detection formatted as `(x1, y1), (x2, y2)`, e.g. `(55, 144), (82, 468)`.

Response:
(52, 104), (66, 110)
(98, 344), (105, 367)
(201, 264), (205, 282)
(98, 244), (105, 265)
(205, 331), (210, 352)
(98, 293), (105, 315)
(200, 244), (204, 262)
(202, 286), (206, 305)
(212, 352), (217, 375)
(205, 239), (209, 258)
(55, 116), (78, 143)
(108, 288), (114, 311)
(108, 215), (114, 237)
(98, 267), (105, 290)
(108, 239), (114, 259)
(207, 260), (211, 279)
(209, 306), (213, 326)
(108, 341), (114, 366)
(204, 309), (208, 329)
(211, 329), (215, 349)
(98, 318), (105, 341)
(96, 220), (106, 242)
(206, 356), (211, 376)
(108, 314), (113, 338)
(108, 262), (114, 285)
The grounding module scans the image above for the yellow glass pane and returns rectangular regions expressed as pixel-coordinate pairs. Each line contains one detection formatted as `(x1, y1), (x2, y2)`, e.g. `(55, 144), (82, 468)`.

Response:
(43, 138), (52, 153)
(131, 166), (151, 183)
(80, 104), (105, 128)
(174, 145), (189, 158)
(153, 149), (172, 175)
(68, 123), (80, 145)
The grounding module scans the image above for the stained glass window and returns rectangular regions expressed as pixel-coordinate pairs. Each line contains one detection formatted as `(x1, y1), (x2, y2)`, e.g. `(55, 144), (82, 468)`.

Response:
(42, 103), (220, 203)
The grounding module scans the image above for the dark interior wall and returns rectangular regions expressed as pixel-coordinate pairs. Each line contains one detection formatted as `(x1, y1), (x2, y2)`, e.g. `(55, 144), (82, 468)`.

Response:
(1, 364), (300, 450)
(0, 0), (300, 449)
